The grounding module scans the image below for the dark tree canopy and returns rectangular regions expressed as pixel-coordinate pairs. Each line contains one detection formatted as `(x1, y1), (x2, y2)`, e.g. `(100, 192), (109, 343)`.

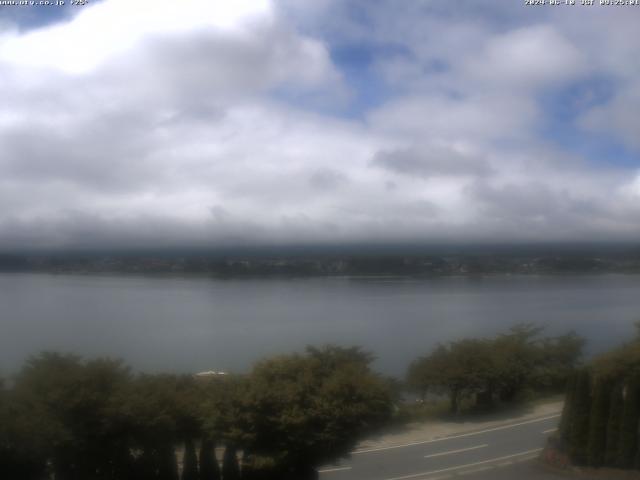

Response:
(222, 445), (240, 480)
(407, 325), (584, 413)
(230, 346), (392, 477)
(559, 334), (640, 470)
(198, 438), (220, 480)
(586, 377), (611, 467)
(0, 345), (393, 480)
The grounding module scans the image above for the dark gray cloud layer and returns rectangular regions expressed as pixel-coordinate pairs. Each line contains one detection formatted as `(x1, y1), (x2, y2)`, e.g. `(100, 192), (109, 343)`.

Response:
(372, 146), (492, 179)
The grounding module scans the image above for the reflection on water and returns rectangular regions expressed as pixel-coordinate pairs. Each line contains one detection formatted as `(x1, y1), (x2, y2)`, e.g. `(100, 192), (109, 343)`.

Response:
(0, 273), (637, 376)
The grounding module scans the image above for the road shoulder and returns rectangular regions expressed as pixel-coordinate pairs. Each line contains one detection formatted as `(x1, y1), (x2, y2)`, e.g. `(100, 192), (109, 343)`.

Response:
(355, 400), (563, 453)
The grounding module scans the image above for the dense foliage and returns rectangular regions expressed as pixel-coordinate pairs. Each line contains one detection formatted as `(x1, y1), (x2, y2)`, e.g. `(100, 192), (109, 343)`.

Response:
(235, 347), (391, 479)
(558, 328), (640, 470)
(406, 324), (584, 413)
(0, 347), (392, 480)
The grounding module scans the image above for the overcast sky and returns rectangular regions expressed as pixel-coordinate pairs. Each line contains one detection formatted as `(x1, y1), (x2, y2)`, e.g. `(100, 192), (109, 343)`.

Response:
(1, 0), (640, 249)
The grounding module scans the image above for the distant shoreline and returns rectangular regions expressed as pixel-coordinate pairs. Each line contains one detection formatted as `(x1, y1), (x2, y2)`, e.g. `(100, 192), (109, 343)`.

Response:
(3, 250), (640, 279)
(3, 269), (640, 281)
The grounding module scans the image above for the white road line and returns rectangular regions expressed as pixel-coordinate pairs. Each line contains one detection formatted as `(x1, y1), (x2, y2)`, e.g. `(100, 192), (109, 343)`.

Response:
(352, 414), (560, 454)
(424, 444), (488, 459)
(382, 448), (543, 480)
(542, 428), (557, 434)
(318, 466), (352, 473)
(458, 465), (493, 475)
(456, 452), (540, 475)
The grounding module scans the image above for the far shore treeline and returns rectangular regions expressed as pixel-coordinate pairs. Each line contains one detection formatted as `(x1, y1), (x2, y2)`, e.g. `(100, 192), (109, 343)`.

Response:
(0, 325), (584, 480)
(3, 247), (640, 276)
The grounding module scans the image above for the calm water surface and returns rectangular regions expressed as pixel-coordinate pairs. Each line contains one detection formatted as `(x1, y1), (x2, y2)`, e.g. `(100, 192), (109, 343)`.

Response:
(0, 273), (638, 376)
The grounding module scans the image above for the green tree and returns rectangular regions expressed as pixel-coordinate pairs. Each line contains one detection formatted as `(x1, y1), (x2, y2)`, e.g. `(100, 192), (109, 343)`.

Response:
(534, 332), (585, 392)
(406, 345), (450, 407)
(617, 377), (640, 468)
(406, 357), (432, 401)
(591, 336), (640, 469)
(407, 325), (583, 415)
(594, 339), (640, 381)
(407, 340), (496, 414)
(492, 324), (543, 401)
(568, 368), (591, 465)
(11, 353), (133, 480)
(605, 383), (624, 466)
(587, 376), (611, 467)
(221, 445), (240, 480)
(0, 376), (48, 480)
(559, 372), (576, 442)
(200, 374), (250, 464)
(182, 439), (199, 480)
(122, 374), (184, 480)
(237, 346), (392, 479)
(158, 443), (179, 480)
(198, 438), (220, 480)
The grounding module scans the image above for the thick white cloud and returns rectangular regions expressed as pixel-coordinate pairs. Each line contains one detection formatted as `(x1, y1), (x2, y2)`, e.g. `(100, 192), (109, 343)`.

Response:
(0, 0), (273, 73)
(462, 25), (587, 89)
(1, 0), (640, 248)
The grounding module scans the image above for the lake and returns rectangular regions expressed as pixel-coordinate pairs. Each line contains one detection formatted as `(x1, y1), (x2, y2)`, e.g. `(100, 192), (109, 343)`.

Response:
(0, 273), (637, 376)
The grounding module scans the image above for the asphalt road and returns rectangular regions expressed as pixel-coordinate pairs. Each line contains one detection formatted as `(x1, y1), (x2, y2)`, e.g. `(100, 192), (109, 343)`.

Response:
(319, 414), (562, 480)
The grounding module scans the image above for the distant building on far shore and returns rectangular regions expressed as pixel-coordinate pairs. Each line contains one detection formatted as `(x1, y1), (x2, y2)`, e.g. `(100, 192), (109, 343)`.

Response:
(195, 370), (228, 378)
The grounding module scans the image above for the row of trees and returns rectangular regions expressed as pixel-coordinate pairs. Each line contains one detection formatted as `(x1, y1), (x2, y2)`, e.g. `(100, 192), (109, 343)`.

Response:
(558, 326), (640, 470)
(0, 346), (393, 480)
(406, 324), (584, 413)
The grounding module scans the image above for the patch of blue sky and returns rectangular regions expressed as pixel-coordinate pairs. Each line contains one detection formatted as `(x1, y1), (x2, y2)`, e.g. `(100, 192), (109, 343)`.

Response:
(270, 42), (411, 120)
(330, 43), (410, 117)
(538, 76), (639, 168)
(0, 0), (104, 32)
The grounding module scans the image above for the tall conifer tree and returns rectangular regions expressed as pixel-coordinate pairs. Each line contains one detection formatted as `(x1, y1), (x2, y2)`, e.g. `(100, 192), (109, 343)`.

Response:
(587, 377), (610, 466)
(617, 377), (640, 468)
